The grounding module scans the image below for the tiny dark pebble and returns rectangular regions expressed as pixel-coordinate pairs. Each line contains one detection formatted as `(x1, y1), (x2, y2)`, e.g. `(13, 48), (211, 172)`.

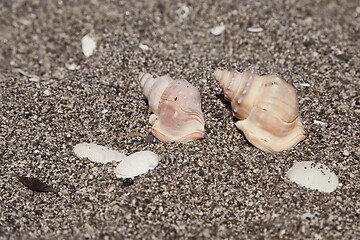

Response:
(205, 126), (211, 135)
(145, 133), (155, 143)
(340, 78), (350, 84)
(226, 158), (236, 166)
(34, 210), (43, 216)
(144, 198), (152, 204)
(335, 53), (352, 62)
(303, 39), (315, 47)
(68, 184), (77, 194)
(64, 135), (72, 141)
(6, 216), (15, 225)
(122, 178), (134, 187)
(214, 112), (224, 119)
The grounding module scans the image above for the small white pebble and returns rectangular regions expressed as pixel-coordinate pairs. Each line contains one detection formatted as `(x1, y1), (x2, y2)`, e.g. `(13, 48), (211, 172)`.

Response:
(81, 34), (97, 57)
(312, 52), (319, 58)
(139, 44), (150, 51)
(278, 58), (285, 65)
(43, 89), (51, 96)
(343, 150), (350, 156)
(66, 63), (78, 70)
(198, 159), (204, 167)
(29, 76), (41, 82)
(178, 4), (190, 19)
(314, 120), (326, 126)
(313, 233), (322, 240)
(299, 82), (310, 87)
(101, 109), (109, 114)
(210, 23), (225, 36)
(247, 26), (263, 33)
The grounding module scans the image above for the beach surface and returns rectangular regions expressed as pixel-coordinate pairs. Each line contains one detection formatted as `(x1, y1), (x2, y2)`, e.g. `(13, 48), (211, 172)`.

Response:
(1, 0), (359, 239)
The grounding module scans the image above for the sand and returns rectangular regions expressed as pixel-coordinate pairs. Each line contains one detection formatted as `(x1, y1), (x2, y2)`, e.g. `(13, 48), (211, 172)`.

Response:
(1, 0), (359, 239)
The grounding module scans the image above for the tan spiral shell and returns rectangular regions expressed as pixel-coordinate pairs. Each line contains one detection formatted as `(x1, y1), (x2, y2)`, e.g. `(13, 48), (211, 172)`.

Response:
(139, 73), (205, 142)
(214, 69), (305, 153)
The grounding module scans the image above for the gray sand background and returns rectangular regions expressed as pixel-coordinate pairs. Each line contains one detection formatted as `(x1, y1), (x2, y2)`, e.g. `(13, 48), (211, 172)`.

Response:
(1, 0), (359, 239)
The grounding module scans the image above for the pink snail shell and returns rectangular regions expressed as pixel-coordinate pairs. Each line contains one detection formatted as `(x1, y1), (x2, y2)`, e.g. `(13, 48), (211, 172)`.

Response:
(214, 69), (305, 153)
(139, 73), (205, 142)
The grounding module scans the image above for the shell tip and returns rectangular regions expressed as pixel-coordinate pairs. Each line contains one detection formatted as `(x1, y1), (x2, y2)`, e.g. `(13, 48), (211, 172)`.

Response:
(213, 69), (223, 81)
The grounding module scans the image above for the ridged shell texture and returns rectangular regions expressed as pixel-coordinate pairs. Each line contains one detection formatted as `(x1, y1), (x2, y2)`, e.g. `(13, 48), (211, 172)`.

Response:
(214, 69), (305, 152)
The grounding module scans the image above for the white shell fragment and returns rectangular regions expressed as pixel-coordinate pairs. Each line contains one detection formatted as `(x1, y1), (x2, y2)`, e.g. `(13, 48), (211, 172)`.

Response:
(115, 151), (159, 178)
(43, 89), (51, 96)
(314, 120), (326, 126)
(247, 26), (264, 33)
(139, 44), (150, 51)
(66, 63), (78, 71)
(299, 82), (310, 87)
(210, 23), (225, 35)
(74, 143), (125, 163)
(81, 34), (97, 57)
(300, 212), (318, 220)
(287, 161), (339, 193)
(29, 76), (40, 82)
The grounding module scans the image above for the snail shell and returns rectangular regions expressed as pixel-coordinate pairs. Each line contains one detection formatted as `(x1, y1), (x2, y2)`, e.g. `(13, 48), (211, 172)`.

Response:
(139, 73), (205, 142)
(214, 69), (305, 153)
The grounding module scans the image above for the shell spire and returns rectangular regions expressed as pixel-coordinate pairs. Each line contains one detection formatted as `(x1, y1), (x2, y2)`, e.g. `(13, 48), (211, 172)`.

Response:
(214, 69), (305, 153)
(139, 73), (205, 143)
